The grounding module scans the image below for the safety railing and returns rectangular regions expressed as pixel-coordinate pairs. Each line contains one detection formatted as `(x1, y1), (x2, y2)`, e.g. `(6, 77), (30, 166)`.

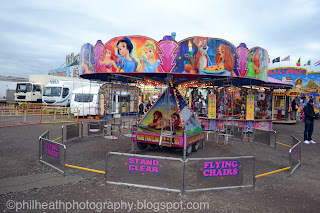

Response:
(39, 131), (66, 175)
(106, 152), (185, 193)
(0, 107), (42, 127)
(289, 136), (302, 176)
(253, 129), (277, 148)
(62, 123), (81, 143)
(105, 152), (256, 193)
(184, 156), (256, 192)
(41, 107), (79, 123)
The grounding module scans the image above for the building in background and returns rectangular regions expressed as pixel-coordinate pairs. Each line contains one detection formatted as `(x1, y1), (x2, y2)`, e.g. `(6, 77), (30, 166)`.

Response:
(48, 53), (80, 78)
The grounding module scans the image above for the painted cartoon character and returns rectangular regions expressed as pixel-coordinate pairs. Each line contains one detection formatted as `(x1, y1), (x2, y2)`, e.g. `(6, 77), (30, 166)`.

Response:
(252, 50), (261, 78)
(185, 37), (209, 74)
(138, 40), (160, 72)
(162, 113), (180, 129)
(100, 44), (117, 73)
(80, 49), (90, 74)
(149, 111), (163, 129)
(116, 37), (138, 72)
(204, 44), (236, 76)
(294, 78), (303, 92)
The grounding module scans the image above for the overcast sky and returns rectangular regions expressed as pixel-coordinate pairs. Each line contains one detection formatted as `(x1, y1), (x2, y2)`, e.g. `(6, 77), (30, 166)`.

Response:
(0, 0), (319, 78)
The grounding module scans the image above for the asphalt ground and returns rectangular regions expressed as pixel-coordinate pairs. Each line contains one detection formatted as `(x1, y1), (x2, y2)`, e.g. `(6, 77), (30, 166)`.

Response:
(0, 119), (319, 212)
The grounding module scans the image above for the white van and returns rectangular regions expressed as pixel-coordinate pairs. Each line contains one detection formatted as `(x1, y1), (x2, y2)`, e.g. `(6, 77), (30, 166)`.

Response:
(42, 81), (99, 107)
(70, 86), (100, 116)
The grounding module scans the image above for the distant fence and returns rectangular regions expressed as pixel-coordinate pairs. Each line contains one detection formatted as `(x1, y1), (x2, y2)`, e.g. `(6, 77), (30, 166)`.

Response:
(41, 107), (79, 123)
(0, 103), (104, 127)
(0, 107), (42, 127)
(62, 117), (137, 143)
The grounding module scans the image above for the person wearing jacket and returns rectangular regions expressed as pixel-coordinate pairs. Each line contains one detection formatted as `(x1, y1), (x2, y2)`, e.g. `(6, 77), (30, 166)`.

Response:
(291, 98), (298, 120)
(303, 99), (316, 144)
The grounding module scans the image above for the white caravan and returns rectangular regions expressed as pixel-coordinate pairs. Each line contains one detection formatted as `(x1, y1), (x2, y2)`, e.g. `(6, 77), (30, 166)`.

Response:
(70, 86), (101, 116)
(42, 81), (99, 107)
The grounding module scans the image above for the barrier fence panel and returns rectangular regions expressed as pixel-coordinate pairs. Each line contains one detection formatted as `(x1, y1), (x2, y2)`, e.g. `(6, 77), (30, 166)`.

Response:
(62, 123), (81, 143)
(184, 156), (255, 192)
(105, 152), (184, 193)
(82, 120), (104, 137)
(39, 136), (66, 175)
(0, 108), (42, 127)
(289, 137), (302, 175)
(291, 135), (300, 146)
(253, 129), (277, 148)
(42, 107), (78, 123)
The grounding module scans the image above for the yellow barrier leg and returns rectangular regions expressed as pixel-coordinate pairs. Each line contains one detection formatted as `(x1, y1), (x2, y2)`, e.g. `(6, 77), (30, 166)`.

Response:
(65, 164), (105, 174)
(255, 167), (291, 179)
(276, 142), (292, 148)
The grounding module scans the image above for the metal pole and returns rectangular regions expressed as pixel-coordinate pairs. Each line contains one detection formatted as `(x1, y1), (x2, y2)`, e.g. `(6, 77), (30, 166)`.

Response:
(182, 159), (186, 195)
(105, 153), (109, 184)
(183, 129), (187, 160)
(62, 125), (64, 143)
(63, 144), (67, 176)
(253, 157), (256, 189)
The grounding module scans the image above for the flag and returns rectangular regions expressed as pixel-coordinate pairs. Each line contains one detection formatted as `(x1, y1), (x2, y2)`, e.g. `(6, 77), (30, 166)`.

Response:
(296, 58), (301, 66)
(272, 57), (280, 63)
(314, 60), (320, 67)
(282, 55), (290, 61)
(304, 60), (311, 66)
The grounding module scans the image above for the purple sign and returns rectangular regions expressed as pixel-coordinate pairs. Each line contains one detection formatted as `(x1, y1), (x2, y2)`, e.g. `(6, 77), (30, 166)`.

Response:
(45, 142), (59, 158)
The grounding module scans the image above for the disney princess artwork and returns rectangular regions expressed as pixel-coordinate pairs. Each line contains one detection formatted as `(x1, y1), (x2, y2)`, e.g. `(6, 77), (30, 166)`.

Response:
(115, 37), (139, 72)
(100, 44), (117, 73)
(138, 40), (160, 72)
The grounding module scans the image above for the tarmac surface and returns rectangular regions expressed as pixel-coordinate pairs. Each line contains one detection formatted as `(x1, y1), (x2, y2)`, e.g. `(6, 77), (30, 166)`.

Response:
(0, 119), (320, 212)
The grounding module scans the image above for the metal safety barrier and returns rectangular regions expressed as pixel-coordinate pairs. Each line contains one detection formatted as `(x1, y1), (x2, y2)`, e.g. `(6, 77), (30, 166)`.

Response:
(255, 135), (302, 180)
(0, 107), (42, 127)
(289, 136), (302, 175)
(106, 152), (184, 193)
(105, 152), (256, 193)
(41, 107), (79, 123)
(184, 156), (256, 192)
(253, 129), (277, 148)
(39, 131), (66, 175)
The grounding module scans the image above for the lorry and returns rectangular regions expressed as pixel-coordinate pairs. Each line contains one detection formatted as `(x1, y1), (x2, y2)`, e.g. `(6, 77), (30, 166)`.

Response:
(42, 81), (100, 107)
(70, 85), (101, 116)
(14, 75), (90, 103)
(1, 78), (25, 102)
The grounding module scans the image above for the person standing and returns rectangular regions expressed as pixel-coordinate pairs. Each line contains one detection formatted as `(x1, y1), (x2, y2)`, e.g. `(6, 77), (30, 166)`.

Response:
(146, 100), (152, 110)
(291, 98), (298, 120)
(303, 99), (316, 144)
(139, 101), (144, 116)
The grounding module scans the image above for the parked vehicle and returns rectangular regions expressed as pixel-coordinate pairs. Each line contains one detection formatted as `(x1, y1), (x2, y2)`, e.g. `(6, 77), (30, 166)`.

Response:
(42, 81), (99, 107)
(70, 85), (101, 116)
(14, 75), (90, 103)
